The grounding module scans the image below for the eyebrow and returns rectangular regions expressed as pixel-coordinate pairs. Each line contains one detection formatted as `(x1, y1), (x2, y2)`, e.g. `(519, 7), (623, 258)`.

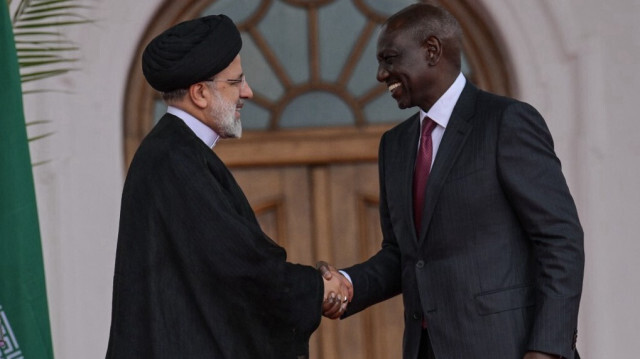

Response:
(218, 73), (244, 81)
(377, 51), (395, 61)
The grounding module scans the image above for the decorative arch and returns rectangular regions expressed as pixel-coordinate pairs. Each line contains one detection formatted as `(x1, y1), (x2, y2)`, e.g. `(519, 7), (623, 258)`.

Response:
(123, 0), (514, 168)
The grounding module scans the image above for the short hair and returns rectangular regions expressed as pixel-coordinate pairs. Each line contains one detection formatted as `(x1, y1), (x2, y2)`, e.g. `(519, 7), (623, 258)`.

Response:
(161, 88), (189, 104)
(385, 3), (462, 69)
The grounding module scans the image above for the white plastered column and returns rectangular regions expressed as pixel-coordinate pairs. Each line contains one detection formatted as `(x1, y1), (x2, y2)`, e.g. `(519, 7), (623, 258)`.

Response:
(480, 1), (640, 357)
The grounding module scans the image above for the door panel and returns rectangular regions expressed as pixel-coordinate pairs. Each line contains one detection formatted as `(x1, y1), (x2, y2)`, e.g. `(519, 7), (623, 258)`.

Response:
(231, 163), (403, 359)
(232, 166), (314, 264)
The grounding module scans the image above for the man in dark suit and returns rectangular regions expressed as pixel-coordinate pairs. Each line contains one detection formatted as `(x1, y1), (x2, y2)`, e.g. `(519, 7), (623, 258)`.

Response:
(321, 4), (584, 359)
(106, 14), (348, 359)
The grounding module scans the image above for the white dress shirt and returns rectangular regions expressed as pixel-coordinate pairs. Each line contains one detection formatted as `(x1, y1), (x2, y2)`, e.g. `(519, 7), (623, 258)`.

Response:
(167, 106), (220, 148)
(419, 72), (466, 168)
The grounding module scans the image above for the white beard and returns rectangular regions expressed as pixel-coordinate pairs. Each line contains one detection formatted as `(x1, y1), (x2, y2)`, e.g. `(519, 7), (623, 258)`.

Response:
(211, 90), (242, 138)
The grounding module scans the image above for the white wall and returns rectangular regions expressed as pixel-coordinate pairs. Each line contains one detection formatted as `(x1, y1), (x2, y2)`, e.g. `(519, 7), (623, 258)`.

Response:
(25, 1), (162, 357)
(482, 1), (640, 357)
(24, 0), (639, 357)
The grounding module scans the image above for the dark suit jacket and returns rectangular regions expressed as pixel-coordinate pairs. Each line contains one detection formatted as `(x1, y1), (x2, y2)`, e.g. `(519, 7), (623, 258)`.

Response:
(106, 114), (323, 359)
(344, 83), (584, 359)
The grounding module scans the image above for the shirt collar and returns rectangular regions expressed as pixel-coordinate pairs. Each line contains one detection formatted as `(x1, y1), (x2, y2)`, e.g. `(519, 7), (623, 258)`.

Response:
(167, 106), (220, 148)
(420, 72), (466, 128)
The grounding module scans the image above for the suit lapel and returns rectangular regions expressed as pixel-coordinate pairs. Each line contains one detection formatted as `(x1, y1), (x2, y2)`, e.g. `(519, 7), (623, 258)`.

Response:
(383, 112), (422, 245)
(401, 114), (422, 244)
(418, 83), (478, 243)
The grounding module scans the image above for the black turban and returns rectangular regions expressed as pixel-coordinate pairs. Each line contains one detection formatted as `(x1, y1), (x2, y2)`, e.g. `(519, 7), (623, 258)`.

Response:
(142, 14), (242, 92)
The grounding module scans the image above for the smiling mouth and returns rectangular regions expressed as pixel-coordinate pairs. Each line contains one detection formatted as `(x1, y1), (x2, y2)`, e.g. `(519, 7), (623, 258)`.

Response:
(388, 82), (401, 92)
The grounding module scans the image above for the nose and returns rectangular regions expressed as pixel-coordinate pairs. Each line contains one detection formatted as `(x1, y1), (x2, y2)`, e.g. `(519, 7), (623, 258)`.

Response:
(240, 79), (253, 99)
(376, 64), (389, 83)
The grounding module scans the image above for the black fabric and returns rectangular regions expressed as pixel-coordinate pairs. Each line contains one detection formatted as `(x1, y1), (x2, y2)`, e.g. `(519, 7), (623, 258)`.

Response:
(142, 14), (242, 92)
(419, 329), (436, 359)
(106, 114), (323, 358)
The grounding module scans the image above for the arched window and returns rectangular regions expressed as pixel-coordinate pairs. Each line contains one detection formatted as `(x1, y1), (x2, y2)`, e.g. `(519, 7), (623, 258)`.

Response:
(123, 0), (512, 167)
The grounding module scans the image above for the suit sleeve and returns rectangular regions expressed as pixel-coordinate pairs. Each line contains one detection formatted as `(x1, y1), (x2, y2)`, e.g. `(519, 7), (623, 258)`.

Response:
(496, 102), (584, 358)
(342, 132), (403, 317)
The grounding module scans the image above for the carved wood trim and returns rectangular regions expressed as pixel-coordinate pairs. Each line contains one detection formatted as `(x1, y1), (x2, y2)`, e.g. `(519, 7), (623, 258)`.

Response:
(215, 124), (390, 167)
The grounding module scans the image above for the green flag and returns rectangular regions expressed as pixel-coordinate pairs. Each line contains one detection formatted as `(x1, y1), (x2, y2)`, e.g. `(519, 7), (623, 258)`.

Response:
(0, 2), (54, 358)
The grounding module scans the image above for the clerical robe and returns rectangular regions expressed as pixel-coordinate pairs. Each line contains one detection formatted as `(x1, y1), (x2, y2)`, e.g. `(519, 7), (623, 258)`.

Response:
(106, 114), (323, 359)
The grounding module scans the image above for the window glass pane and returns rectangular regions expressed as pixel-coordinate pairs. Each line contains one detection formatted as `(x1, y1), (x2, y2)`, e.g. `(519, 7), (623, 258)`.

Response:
(461, 53), (472, 76)
(201, 0), (259, 23)
(361, 0), (416, 17)
(318, 0), (366, 82)
(240, 101), (271, 130)
(347, 33), (379, 97)
(258, 1), (309, 84)
(153, 99), (167, 125)
(241, 33), (285, 102)
(280, 91), (352, 128)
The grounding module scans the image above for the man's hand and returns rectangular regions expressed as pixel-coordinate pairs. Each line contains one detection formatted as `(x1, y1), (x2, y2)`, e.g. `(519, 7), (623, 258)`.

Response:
(321, 275), (346, 319)
(317, 261), (353, 319)
(523, 351), (562, 359)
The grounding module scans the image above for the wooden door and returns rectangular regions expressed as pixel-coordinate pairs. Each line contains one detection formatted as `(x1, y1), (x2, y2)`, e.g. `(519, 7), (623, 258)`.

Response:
(231, 162), (404, 359)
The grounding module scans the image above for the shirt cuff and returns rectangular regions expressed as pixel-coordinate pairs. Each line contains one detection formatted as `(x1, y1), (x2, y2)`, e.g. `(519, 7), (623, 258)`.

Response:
(339, 270), (353, 285)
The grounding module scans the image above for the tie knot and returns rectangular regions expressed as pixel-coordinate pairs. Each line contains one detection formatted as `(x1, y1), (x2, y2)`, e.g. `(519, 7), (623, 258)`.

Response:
(421, 117), (437, 137)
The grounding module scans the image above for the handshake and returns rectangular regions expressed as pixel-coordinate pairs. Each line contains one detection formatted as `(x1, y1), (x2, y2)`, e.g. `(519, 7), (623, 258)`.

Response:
(316, 261), (353, 319)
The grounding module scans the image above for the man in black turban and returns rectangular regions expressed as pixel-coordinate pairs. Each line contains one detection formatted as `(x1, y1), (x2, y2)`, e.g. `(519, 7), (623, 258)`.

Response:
(106, 15), (351, 359)
(141, 14), (242, 93)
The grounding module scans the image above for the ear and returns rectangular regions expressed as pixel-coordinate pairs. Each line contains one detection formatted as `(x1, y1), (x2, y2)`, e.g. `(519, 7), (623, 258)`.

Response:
(424, 36), (442, 66)
(188, 82), (210, 109)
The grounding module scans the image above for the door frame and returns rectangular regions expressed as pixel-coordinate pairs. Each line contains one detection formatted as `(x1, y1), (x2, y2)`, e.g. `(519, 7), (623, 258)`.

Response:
(215, 124), (392, 167)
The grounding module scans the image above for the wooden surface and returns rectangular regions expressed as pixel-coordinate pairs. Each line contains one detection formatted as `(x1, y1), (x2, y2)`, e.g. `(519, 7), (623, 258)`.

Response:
(232, 163), (403, 359)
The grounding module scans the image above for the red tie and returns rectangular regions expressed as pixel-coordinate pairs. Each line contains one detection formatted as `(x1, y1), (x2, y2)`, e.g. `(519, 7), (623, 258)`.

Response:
(413, 117), (437, 233)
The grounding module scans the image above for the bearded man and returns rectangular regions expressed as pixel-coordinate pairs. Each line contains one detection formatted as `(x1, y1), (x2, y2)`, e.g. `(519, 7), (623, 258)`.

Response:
(106, 14), (348, 359)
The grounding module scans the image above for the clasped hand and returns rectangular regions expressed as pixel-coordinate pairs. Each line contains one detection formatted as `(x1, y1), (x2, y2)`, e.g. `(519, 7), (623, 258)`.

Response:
(316, 261), (353, 319)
